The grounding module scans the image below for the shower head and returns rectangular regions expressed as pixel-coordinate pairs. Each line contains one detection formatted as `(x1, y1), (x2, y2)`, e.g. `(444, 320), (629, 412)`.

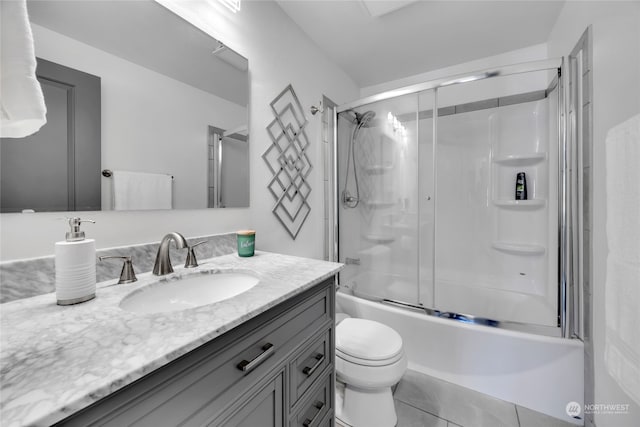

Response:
(356, 111), (376, 127)
(340, 109), (376, 210)
(341, 109), (376, 128)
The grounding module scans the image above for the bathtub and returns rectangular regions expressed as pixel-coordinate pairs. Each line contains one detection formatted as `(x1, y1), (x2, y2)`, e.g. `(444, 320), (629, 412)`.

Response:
(336, 291), (584, 425)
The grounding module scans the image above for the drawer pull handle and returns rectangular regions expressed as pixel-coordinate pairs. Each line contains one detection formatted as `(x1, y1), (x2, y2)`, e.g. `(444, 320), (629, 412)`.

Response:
(237, 343), (275, 373)
(303, 401), (325, 427)
(302, 353), (325, 376)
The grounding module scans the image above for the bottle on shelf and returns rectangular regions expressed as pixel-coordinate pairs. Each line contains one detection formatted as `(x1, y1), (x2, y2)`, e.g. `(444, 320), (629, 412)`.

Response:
(515, 172), (527, 200)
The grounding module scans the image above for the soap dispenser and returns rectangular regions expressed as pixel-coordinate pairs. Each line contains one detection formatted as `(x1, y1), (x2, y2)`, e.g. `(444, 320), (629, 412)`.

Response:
(55, 217), (96, 305)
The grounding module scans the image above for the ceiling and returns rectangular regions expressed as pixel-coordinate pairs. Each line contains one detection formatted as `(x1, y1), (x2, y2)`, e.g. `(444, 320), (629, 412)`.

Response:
(275, 0), (565, 88)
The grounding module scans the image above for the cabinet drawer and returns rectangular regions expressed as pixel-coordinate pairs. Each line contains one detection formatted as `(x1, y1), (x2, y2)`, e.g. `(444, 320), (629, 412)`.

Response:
(316, 411), (334, 427)
(290, 373), (333, 427)
(290, 328), (332, 407)
(212, 369), (285, 427)
(320, 414), (334, 427)
(61, 283), (332, 427)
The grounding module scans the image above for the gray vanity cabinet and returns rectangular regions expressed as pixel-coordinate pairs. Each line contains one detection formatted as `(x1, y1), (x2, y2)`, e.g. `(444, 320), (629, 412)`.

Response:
(56, 278), (335, 427)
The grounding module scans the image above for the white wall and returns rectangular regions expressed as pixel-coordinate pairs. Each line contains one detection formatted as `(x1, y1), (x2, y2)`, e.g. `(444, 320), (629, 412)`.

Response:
(31, 24), (247, 211)
(0, 0), (359, 261)
(547, 2), (640, 426)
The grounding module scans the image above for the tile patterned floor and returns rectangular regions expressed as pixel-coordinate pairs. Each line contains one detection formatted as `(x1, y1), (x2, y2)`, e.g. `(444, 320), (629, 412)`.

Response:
(394, 370), (578, 427)
(338, 369), (577, 427)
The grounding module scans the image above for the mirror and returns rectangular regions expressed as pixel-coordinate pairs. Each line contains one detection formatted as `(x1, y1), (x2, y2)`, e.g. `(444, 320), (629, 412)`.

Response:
(0, 0), (249, 212)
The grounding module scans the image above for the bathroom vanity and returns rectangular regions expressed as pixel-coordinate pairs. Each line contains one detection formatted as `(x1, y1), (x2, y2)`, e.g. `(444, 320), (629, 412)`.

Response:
(0, 252), (342, 427)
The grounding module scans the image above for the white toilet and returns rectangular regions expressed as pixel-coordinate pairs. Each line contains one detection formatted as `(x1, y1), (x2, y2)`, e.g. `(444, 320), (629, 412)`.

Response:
(335, 315), (407, 427)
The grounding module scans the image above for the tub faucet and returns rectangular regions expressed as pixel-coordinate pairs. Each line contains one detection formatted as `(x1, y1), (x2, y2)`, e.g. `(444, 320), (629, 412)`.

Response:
(153, 232), (188, 276)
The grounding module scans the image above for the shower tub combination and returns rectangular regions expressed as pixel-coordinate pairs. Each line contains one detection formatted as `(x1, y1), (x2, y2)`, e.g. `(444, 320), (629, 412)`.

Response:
(336, 293), (583, 423)
(331, 59), (584, 424)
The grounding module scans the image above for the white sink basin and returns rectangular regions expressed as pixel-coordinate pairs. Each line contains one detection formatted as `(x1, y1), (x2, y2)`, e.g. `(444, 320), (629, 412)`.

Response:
(120, 272), (259, 314)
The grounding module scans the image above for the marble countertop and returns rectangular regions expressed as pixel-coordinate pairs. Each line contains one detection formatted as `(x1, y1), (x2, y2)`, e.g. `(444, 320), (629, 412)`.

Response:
(0, 251), (343, 427)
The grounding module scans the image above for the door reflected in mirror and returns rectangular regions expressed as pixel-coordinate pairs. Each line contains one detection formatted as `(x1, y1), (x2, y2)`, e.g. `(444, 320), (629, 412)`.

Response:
(0, 0), (249, 212)
(208, 125), (249, 208)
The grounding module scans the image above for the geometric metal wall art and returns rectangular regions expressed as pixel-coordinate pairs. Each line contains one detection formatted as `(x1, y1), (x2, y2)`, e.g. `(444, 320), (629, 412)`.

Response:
(262, 84), (312, 239)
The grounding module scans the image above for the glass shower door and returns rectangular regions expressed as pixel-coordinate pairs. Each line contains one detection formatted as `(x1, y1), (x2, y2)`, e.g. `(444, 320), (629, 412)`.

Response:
(337, 93), (429, 305)
(432, 70), (559, 326)
(335, 60), (565, 332)
(418, 90), (435, 308)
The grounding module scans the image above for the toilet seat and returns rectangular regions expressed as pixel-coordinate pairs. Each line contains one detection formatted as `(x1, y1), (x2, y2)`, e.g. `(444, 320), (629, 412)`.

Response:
(336, 318), (403, 364)
(336, 348), (404, 367)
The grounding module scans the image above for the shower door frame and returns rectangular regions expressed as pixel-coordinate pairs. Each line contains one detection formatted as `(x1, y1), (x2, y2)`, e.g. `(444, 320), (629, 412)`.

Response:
(332, 58), (576, 338)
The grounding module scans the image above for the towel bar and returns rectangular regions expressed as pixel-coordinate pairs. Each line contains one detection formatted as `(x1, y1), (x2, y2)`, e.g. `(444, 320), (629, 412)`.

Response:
(102, 169), (173, 179)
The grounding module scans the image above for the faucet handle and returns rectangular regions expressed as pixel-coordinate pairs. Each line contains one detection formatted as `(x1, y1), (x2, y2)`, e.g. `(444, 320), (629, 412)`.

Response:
(99, 255), (138, 284)
(185, 240), (207, 268)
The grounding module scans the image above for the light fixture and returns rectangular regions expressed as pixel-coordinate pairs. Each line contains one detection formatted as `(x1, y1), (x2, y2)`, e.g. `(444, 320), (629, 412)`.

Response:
(212, 41), (248, 71)
(218, 0), (240, 13)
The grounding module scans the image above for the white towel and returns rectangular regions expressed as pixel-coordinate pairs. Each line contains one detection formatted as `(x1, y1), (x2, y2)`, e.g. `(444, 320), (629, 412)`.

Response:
(112, 170), (172, 211)
(0, 0), (47, 138)
(605, 113), (640, 406)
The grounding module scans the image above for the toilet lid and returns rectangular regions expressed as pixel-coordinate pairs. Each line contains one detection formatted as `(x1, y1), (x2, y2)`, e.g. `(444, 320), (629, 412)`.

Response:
(336, 318), (403, 361)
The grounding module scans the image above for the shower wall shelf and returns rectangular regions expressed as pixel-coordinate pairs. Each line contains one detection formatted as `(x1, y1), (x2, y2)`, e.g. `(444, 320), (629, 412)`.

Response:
(365, 164), (394, 174)
(491, 241), (545, 255)
(362, 200), (396, 208)
(384, 222), (411, 232)
(363, 234), (395, 244)
(492, 152), (547, 166)
(493, 199), (546, 209)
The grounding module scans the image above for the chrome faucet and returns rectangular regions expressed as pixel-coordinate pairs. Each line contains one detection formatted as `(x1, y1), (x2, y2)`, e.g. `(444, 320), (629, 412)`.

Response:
(153, 232), (188, 276)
